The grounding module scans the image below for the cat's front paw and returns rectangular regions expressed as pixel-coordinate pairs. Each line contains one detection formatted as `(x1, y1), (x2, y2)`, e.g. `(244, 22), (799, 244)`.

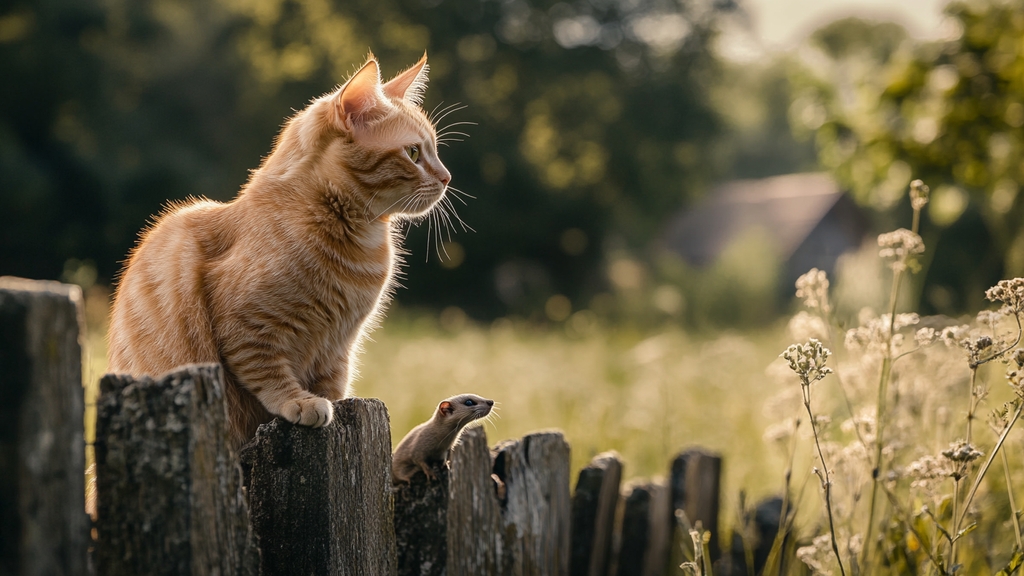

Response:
(281, 396), (334, 428)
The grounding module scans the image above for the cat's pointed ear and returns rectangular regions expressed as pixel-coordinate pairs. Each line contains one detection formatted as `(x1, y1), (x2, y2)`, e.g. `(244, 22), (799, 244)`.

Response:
(383, 52), (429, 106)
(336, 56), (387, 130)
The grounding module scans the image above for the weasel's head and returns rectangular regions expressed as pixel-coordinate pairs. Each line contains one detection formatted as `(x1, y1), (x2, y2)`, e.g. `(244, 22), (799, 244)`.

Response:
(437, 393), (494, 429)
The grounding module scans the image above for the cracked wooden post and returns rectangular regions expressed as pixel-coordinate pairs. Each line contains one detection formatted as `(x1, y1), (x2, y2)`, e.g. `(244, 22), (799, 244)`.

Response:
(670, 449), (722, 560)
(0, 277), (88, 576)
(493, 431), (572, 576)
(393, 426), (505, 576)
(570, 451), (623, 576)
(393, 462), (449, 576)
(447, 426), (505, 576)
(93, 364), (257, 576)
(613, 480), (671, 576)
(244, 398), (396, 576)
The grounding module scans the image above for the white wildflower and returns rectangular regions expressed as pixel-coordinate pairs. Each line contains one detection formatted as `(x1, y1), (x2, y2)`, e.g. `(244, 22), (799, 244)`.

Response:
(909, 179), (930, 211)
(986, 278), (1024, 316)
(796, 268), (832, 313)
(878, 229), (925, 272)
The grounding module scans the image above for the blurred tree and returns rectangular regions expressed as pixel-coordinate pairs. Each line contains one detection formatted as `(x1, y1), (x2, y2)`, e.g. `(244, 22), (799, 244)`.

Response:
(791, 4), (1024, 304)
(0, 0), (733, 318)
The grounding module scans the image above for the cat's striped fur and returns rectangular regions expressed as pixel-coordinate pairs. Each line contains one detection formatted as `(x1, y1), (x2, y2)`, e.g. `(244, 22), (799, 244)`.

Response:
(107, 54), (450, 445)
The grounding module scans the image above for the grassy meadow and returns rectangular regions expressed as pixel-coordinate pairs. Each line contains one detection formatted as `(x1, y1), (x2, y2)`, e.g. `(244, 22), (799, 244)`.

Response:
(80, 287), (802, 536)
(79, 223), (1024, 574)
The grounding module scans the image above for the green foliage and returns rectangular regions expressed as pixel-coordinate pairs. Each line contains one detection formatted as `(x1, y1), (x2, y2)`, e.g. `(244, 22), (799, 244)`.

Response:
(791, 3), (1024, 284)
(0, 0), (734, 318)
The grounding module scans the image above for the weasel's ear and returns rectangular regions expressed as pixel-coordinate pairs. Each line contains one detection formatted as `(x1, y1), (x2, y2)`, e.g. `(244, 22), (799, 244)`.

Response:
(438, 401), (454, 417)
(336, 56), (387, 130)
(383, 52), (429, 106)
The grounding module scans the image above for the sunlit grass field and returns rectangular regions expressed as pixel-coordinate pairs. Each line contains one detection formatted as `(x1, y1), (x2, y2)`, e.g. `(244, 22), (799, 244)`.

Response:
(81, 288), (797, 530)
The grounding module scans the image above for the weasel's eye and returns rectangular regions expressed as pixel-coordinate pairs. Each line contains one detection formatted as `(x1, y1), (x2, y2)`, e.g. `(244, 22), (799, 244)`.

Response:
(406, 145), (420, 163)
(464, 399), (475, 406)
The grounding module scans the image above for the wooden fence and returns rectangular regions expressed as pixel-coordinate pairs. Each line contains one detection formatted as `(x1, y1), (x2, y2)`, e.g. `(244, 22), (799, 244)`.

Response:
(1, 278), (784, 576)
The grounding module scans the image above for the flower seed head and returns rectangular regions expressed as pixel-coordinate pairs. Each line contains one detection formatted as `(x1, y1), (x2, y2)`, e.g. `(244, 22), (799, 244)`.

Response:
(941, 440), (983, 464)
(795, 268), (831, 313)
(878, 229), (925, 272)
(985, 278), (1024, 316)
(781, 338), (833, 385)
(909, 179), (930, 210)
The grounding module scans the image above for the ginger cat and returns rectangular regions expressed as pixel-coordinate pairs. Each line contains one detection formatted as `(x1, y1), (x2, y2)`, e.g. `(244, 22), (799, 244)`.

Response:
(107, 54), (451, 446)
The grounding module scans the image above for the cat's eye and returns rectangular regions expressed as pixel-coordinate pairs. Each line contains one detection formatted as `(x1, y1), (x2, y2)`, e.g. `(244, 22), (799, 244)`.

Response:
(464, 399), (475, 406)
(406, 145), (420, 163)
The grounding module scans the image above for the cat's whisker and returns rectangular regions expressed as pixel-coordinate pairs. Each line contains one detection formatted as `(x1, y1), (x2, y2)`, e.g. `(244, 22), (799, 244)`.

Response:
(441, 197), (474, 233)
(424, 207), (436, 263)
(431, 211), (448, 261)
(428, 101), (450, 124)
(447, 191), (468, 206)
(437, 121), (477, 136)
(448, 186), (476, 201)
(361, 188), (388, 221)
(369, 195), (410, 222)
(437, 131), (472, 140)
(428, 102), (462, 124)
(431, 103), (467, 126)
(435, 203), (457, 244)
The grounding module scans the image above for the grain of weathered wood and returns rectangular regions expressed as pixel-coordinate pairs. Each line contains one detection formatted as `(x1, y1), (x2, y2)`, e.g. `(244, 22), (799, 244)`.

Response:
(447, 426), (505, 576)
(670, 449), (722, 559)
(93, 364), (257, 576)
(570, 452), (623, 576)
(613, 480), (671, 576)
(493, 431), (572, 576)
(0, 277), (88, 576)
(245, 398), (396, 576)
(394, 462), (449, 576)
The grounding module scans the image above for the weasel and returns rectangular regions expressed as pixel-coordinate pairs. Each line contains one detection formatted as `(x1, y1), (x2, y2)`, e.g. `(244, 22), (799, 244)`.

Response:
(392, 393), (494, 484)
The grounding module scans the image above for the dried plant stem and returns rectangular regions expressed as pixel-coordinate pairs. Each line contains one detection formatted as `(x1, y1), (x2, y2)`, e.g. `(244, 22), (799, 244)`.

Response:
(862, 267), (905, 568)
(955, 399), (1024, 535)
(951, 472), (962, 566)
(1002, 445), (1022, 550)
(950, 367), (980, 566)
(804, 388), (847, 576)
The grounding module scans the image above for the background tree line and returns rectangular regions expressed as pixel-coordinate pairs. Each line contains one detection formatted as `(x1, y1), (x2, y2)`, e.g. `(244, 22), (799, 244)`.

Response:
(0, 0), (738, 319)
(2, 0), (1020, 322)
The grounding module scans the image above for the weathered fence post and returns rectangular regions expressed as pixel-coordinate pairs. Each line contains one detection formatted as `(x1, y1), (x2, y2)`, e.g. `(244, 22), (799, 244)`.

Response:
(0, 277), (88, 576)
(670, 449), (722, 559)
(447, 426), (506, 576)
(613, 480), (671, 576)
(394, 428), (572, 576)
(493, 431), (572, 576)
(93, 364), (257, 576)
(392, 426), (505, 576)
(571, 451), (623, 576)
(244, 398), (396, 576)
(393, 462), (449, 576)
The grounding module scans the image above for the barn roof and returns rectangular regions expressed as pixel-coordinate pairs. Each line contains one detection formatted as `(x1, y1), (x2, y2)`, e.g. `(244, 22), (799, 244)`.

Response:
(663, 173), (848, 266)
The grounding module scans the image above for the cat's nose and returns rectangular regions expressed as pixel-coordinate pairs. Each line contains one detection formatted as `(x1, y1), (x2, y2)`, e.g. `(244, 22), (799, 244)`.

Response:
(437, 167), (451, 187)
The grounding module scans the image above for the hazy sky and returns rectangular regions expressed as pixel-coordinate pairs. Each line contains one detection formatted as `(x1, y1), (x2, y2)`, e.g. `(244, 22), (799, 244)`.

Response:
(721, 0), (952, 59)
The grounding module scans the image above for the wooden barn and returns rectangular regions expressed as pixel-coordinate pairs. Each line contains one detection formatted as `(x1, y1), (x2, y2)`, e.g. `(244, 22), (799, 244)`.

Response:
(663, 172), (869, 289)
